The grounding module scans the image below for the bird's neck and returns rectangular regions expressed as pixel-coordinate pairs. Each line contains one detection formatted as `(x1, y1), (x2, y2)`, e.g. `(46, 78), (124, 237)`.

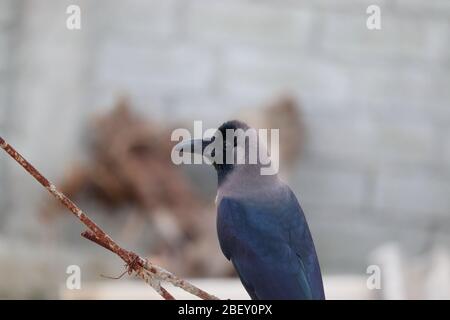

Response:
(215, 164), (234, 187)
(216, 165), (280, 199)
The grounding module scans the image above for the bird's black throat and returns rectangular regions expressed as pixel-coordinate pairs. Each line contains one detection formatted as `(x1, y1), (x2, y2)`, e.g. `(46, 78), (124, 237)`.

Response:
(214, 162), (234, 186)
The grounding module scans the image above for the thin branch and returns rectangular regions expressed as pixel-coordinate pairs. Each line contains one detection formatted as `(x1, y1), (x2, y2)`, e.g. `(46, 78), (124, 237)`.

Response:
(0, 136), (219, 300)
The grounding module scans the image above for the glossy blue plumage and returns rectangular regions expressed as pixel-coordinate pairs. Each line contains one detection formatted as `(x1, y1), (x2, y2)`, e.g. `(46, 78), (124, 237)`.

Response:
(217, 184), (325, 300)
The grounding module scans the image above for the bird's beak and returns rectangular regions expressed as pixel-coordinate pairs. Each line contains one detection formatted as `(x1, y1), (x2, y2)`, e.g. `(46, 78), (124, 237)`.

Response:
(174, 138), (212, 156)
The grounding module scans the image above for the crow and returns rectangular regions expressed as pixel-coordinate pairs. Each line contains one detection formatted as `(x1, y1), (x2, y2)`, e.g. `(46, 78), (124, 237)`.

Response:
(175, 120), (325, 300)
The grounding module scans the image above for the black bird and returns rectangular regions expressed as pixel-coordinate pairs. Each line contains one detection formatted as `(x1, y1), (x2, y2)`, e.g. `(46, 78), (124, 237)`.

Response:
(175, 120), (325, 300)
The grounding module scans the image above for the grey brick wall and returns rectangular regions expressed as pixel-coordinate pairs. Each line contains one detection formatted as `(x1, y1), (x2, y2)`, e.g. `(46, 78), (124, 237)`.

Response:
(0, 0), (15, 231)
(0, 0), (449, 286)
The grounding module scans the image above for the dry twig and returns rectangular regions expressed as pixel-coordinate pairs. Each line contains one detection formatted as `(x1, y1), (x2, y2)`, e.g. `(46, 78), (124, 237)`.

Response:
(0, 136), (219, 300)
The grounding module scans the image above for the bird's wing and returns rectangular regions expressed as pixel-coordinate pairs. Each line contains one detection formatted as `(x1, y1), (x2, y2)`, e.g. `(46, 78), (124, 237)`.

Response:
(285, 188), (325, 300)
(217, 197), (316, 300)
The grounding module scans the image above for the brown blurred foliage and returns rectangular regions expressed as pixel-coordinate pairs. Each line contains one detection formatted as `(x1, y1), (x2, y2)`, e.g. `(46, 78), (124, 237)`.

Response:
(40, 95), (304, 277)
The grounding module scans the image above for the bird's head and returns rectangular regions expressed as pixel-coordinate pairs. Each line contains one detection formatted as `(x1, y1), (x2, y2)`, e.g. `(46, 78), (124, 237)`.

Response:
(212, 120), (249, 176)
(175, 120), (269, 184)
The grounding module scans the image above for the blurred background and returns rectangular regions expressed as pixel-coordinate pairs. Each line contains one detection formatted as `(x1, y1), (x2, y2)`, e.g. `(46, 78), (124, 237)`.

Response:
(0, 0), (449, 299)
